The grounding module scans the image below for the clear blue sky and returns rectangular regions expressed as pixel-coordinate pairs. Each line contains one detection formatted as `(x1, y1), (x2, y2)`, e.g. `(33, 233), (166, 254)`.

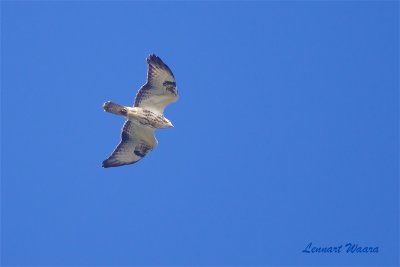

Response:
(1, 1), (398, 266)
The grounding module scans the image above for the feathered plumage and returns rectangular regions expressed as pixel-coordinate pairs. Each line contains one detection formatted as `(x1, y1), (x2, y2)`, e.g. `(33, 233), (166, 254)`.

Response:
(102, 55), (178, 168)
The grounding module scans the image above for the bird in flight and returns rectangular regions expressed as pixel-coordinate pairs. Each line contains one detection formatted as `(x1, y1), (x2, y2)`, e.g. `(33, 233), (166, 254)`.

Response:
(102, 54), (178, 168)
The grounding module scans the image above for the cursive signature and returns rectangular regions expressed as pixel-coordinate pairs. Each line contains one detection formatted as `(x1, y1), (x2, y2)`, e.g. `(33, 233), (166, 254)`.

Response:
(302, 242), (379, 253)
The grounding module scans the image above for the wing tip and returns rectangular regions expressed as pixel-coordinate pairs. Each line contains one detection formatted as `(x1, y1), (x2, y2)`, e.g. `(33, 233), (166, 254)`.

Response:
(102, 158), (140, 168)
(147, 54), (163, 65)
(146, 54), (174, 78)
(102, 159), (112, 168)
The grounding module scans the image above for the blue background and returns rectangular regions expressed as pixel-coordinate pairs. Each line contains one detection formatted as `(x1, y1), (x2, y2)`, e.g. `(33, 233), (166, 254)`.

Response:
(1, 1), (398, 266)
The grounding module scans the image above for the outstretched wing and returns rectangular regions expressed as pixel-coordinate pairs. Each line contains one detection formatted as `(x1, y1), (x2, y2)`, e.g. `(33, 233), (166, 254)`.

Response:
(134, 54), (178, 114)
(102, 120), (157, 168)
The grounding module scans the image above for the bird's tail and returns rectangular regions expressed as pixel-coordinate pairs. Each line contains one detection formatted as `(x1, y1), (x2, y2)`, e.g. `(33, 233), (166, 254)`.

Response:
(103, 101), (128, 116)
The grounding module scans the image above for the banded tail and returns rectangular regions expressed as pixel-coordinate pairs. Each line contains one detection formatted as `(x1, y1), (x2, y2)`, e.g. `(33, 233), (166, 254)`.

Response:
(103, 101), (128, 116)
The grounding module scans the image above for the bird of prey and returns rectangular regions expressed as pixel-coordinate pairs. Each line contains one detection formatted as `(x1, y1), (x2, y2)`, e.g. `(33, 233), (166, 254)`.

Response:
(102, 54), (178, 168)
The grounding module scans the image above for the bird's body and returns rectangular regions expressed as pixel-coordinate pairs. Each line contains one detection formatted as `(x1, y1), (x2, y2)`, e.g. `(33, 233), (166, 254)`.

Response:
(103, 103), (173, 129)
(102, 54), (178, 168)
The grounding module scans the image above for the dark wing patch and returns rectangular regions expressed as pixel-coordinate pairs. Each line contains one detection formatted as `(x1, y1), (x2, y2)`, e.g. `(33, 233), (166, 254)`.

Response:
(134, 144), (152, 158)
(133, 54), (178, 114)
(163, 81), (176, 87)
(102, 121), (156, 168)
(102, 140), (140, 168)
